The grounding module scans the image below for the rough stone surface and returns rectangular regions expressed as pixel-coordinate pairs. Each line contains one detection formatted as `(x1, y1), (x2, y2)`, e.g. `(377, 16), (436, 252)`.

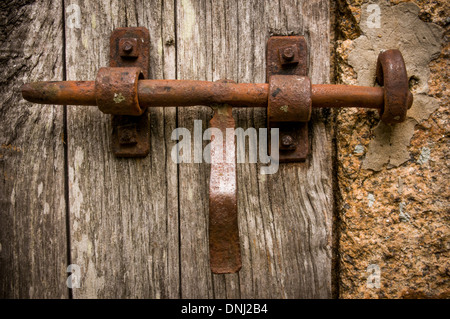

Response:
(335, 0), (449, 298)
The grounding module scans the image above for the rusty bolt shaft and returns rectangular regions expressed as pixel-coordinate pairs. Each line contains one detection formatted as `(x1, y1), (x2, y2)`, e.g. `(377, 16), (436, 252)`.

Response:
(311, 84), (384, 110)
(22, 80), (386, 111)
(22, 81), (97, 106)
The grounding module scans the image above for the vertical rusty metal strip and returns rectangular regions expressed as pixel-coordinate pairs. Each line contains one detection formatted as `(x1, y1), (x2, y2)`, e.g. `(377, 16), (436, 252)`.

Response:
(209, 104), (241, 274)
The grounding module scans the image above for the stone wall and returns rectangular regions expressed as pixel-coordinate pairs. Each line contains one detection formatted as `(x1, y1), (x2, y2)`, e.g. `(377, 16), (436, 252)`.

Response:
(333, 0), (449, 298)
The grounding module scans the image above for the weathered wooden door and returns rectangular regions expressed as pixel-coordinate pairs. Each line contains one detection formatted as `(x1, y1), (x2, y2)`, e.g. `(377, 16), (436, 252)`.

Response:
(1, 0), (332, 298)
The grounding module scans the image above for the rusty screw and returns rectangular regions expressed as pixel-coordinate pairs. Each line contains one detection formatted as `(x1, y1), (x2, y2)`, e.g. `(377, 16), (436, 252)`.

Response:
(280, 134), (296, 150)
(281, 47), (294, 61)
(119, 38), (139, 58)
(118, 125), (138, 145)
(122, 41), (133, 54)
(279, 45), (299, 66)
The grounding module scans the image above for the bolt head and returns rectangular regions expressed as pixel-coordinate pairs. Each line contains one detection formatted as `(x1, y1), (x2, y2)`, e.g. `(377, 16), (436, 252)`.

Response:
(282, 47), (295, 60)
(118, 125), (138, 145)
(281, 134), (296, 150)
(278, 45), (299, 66)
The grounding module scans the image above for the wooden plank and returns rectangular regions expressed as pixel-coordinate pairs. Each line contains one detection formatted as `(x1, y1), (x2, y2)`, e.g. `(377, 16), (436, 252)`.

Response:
(65, 0), (178, 298)
(177, 0), (332, 298)
(0, 1), (68, 298)
(176, 0), (214, 298)
(237, 0), (333, 299)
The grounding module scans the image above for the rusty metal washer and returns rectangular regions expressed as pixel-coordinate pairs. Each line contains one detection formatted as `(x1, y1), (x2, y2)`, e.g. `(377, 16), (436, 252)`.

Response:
(95, 67), (144, 116)
(376, 49), (414, 124)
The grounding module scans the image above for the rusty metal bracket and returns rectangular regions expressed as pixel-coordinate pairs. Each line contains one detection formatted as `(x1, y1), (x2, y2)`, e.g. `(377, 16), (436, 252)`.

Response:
(267, 36), (310, 162)
(109, 27), (150, 157)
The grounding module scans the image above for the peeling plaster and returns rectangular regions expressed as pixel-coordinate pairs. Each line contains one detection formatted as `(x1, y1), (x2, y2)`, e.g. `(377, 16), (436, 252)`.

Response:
(346, 1), (443, 171)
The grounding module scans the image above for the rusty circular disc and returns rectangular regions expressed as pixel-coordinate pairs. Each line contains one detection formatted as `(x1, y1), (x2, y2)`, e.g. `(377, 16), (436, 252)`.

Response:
(95, 67), (144, 116)
(268, 75), (311, 123)
(376, 49), (413, 124)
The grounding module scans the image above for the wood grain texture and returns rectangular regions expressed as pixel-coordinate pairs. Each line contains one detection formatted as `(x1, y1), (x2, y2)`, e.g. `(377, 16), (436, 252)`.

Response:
(0, 0), (68, 298)
(177, 0), (333, 298)
(64, 0), (179, 298)
(1, 0), (332, 299)
(176, 0), (214, 298)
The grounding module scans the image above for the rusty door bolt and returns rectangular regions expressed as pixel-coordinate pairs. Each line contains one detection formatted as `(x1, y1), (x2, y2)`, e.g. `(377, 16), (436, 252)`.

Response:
(119, 38), (139, 58)
(118, 125), (138, 145)
(278, 45), (299, 65)
(20, 29), (415, 275)
(280, 134), (297, 150)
